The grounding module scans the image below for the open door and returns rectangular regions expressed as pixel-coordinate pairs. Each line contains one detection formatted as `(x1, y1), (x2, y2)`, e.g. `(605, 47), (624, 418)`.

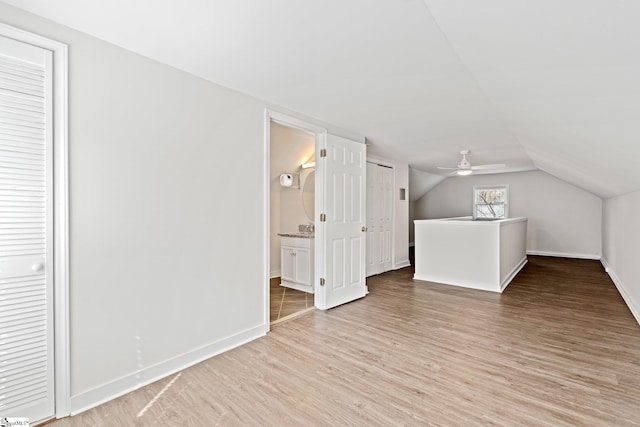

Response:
(315, 134), (367, 309)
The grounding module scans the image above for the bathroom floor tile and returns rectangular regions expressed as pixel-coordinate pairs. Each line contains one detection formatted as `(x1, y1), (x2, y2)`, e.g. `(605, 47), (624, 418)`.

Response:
(270, 277), (314, 323)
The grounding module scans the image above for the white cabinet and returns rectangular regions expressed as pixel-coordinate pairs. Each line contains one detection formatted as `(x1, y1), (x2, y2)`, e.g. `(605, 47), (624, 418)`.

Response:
(280, 236), (314, 294)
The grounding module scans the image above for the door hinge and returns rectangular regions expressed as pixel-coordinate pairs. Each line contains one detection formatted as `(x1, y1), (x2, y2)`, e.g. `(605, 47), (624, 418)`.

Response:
(320, 148), (327, 158)
(320, 213), (326, 222)
(320, 278), (325, 287)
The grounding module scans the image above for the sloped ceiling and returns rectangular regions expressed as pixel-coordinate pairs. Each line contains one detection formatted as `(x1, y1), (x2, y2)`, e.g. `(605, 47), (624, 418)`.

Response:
(3, 0), (639, 199)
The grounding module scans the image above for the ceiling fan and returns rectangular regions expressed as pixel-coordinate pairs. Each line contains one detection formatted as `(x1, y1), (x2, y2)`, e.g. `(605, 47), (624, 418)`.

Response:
(437, 150), (506, 176)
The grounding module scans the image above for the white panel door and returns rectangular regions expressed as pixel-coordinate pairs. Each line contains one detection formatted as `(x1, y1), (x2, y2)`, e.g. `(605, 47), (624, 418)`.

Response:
(319, 134), (367, 309)
(366, 163), (382, 276)
(0, 35), (54, 422)
(379, 165), (393, 272)
(366, 163), (393, 277)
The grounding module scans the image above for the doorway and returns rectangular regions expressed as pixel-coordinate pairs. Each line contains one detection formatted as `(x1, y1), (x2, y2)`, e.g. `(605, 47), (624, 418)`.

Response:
(268, 119), (317, 324)
(264, 111), (368, 325)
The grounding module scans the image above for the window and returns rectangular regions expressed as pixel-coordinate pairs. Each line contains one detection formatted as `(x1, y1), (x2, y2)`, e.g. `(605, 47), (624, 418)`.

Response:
(473, 185), (508, 219)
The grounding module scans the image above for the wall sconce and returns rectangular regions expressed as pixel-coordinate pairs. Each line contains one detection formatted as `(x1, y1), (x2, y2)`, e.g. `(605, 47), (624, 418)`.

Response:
(301, 161), (316, 169)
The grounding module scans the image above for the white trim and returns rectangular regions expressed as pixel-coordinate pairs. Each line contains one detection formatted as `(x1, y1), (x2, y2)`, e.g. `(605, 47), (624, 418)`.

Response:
(601, 258), (640, 327)
(500, 258), (528, 292)
(269, 269), (281, 279)
(526, 250), (601, 260)
(314, 130), (328, 310)
(70, 325), (266, 415)
(263, 110), (271, 330)
(0, 23), (70, 418)
(394, 260), (411, 269)
(268, 111), (325, 135)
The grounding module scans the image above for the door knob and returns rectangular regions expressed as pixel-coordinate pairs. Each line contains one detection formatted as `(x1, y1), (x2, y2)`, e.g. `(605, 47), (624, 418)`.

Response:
(32, 263), (44, 272)
(362, 226), (368, 232)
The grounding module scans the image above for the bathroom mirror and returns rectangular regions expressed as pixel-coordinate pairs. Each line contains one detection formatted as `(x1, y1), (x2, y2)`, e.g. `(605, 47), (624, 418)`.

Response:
(302, 170), (315, 221)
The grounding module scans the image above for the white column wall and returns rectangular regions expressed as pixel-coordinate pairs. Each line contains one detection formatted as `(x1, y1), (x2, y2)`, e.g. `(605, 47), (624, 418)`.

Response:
(602, 190), (640, 325)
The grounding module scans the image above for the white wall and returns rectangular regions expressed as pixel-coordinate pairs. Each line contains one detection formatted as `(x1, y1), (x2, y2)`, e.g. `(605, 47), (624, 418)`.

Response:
(409, 201), (416, 246)
(414, 170), (602, 259)
(602, 190), (640, 325)
(368, 156), (410, 269)
(269, 123), (314, 277)
(0, 3), (363, 414)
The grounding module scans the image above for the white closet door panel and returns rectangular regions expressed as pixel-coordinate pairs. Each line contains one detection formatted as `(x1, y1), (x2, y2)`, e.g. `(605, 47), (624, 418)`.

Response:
(365, 163), (393, 276)
(0, 34), (54, 422)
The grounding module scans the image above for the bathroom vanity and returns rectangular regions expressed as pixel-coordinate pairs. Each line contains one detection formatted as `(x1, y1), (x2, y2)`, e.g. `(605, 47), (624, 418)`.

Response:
(278, 233), (314, 294)
(413, 217), (528, 293)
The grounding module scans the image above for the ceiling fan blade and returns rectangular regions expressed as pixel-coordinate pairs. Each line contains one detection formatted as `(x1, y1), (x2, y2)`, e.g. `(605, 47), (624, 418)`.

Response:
(437, 166), (458, 170)
(471, 163), (506, 170)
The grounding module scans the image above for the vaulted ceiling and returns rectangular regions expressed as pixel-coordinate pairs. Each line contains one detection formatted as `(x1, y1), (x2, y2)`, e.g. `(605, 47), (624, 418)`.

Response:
(5, 0), (640, 199)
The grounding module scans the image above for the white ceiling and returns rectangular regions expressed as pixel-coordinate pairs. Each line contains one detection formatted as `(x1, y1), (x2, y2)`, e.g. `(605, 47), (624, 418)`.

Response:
(4, 0), (640, 199)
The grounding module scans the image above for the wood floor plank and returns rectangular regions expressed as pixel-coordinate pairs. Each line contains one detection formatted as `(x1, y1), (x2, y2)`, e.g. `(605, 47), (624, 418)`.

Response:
(46, 256), (640, 426)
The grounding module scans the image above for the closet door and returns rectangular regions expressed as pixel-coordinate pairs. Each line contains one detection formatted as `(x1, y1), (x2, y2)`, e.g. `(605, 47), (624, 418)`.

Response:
(366, 163), (393, 277)
(379, 165), (393, 272)
(366, 163), (383, 276)
(0, 35), (55, 423)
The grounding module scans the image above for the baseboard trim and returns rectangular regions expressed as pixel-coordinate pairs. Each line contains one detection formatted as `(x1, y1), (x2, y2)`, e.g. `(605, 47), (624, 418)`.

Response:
(70, 323), (267, 416)
(601, 258), (640, 327)
(526, 250), (601, 260)
(270, 269), (281, 279)
(500, 257), (528, 292)
(394, 259), (411, 269)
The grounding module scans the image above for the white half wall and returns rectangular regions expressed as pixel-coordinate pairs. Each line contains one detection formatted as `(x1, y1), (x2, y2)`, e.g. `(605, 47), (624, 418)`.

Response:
(414, 170), (602, 259)
(602, 190), (640, 325)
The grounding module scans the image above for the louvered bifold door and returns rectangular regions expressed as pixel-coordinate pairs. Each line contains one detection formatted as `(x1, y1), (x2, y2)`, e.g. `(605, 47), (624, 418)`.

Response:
(0, 36), (55, 422)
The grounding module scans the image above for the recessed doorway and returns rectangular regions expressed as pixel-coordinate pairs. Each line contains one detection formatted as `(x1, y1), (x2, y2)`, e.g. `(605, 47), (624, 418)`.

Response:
(268, 119), (316, 325)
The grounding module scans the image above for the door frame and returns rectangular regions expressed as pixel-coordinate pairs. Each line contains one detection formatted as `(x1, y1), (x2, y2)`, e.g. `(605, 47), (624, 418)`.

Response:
(263, 110), (326, 329)
(0, 23), (70, 418)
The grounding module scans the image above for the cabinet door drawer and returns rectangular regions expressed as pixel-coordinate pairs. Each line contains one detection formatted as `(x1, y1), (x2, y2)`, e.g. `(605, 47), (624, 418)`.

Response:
(281, 246), (295, 282)
(294, 247), (311, 286)
(280, 236), (311, 249)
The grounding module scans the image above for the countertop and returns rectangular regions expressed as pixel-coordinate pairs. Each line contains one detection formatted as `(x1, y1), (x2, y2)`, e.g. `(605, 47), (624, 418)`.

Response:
(278, 232), (314, 239)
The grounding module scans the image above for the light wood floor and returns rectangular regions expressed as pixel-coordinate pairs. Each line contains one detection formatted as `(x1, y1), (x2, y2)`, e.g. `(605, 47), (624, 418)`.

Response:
(47, 256), (640, 426)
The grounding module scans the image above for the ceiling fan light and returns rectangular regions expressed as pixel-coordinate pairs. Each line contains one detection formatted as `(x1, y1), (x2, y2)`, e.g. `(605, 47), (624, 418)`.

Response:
(457, 169), (472, 176)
